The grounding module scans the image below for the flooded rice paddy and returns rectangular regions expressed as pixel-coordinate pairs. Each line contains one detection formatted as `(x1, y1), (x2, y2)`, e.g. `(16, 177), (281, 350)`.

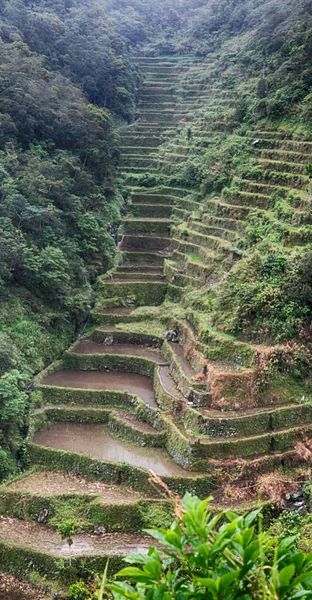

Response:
(42, 369), (157, 406)
(33, 422), (192, 477)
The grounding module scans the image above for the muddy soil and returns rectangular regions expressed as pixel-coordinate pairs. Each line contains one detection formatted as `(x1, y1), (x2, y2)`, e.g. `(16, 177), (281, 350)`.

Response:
(0, 574), (49, 600)
(158, 366), (184, 402)
(8, 471), (151, 502)
(33, 422), (193, 477)
(169, 342), (197, 378)
(42, 370), (157, 406)
(71, 340), (165, 363)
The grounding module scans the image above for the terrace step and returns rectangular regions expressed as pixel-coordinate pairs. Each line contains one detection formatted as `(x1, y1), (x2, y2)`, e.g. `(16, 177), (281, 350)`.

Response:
(174, 227), (238, 253)
(244, 169), (309, 190)
(116, 264), (163, 273)
(121, 251), (167, 263)
(254, 130), (295, 139)
(97, 277), (168, 306)
(118, 235), (172, 251)
(223, 190), (272, 209)
(130, 193), (175, 204)
(0, 517), (157, 560)
(71, 340), (166, 363)
(258, 158), (307, 174)
(129, 203), (174, 218)
(185, 402), (312, 438)
(120, 146), (158, 154)
(5, 470), (152, 501)
(191, 221), (245, 245)
(34, 404), (164, 443)
(120, 218), (173, 237)
(110, 277), (166, 283)
(256, 148), (312, 165)
(40, 369), (158, 407)
(249, 137), (312, 153)
(113, 272), (165, 280)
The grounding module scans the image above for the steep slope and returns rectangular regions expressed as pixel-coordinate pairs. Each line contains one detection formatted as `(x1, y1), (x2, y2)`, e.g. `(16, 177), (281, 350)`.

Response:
(1, 52), (312, 589)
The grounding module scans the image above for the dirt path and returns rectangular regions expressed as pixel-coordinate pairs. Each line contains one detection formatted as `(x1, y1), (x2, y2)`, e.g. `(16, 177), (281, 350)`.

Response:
(71, 340), (166, 363)
(0, 574), (49, 600)
(8, 471), (152, 501)
(0, 517), (154, 557)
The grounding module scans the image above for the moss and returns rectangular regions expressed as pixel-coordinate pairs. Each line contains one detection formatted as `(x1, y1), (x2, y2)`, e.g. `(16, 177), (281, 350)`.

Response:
(153, 368), (182, 413)
(62, 351), (156, 379)
(92, 311), (142, 326)
(90, 329), (164, 347)
(183, 403), (312, 437)
(166, 284), (184, 302)
(130, 204), (173, 218)
(36, 386), (140, 409)
(199, 327), (255, 368)
(0, 541), (63, 582)
(137, 499), (174, 528)
(114, 320), (166, 338)
(0, 488), (173, 534)
(121, 251), (164, 264)
(107, 412), (166, 448)
(162, 340), (208, 403)
(121, 219), (172, 235)
(0, 539), (125, 583)
(97, 281), (167, 306)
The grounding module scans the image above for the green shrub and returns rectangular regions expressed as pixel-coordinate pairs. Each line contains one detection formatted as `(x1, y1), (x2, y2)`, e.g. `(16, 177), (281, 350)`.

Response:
(108, 494), (312, 600)
(69, 580), (93, 600)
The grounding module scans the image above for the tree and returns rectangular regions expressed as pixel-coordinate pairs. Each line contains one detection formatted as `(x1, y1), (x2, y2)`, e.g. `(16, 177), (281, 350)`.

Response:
(0, 369), (28, 453)
(58, 519), (78, 567)
(108, 494), (312, 600)
(0, 332), (15, 376)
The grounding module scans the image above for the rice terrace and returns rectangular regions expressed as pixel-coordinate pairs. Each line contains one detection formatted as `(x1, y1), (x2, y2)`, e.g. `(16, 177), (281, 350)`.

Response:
(1, 0), (312, 598)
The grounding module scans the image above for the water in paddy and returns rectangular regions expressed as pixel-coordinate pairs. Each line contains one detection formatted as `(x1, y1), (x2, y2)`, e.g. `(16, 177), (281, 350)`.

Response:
(42, 369), (156, 406)
(33, 422), (192, 477)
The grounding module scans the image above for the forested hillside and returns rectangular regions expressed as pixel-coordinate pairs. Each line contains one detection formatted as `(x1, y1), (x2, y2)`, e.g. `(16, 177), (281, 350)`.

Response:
(0, 0), (140, 475)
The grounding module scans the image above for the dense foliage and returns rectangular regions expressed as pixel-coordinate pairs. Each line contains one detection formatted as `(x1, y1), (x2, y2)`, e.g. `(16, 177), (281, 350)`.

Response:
(108, 494), (312, 600)
(0, 0), (142, 472)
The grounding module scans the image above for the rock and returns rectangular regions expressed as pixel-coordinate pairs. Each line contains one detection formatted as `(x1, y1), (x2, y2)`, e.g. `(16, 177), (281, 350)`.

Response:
(53, 592), (69, 600)
(37, 509), (48, 523)
(291, 489), (303, 500)
(293, 500), (305, 508)
(94, 525), (105, 535)
(103, 336), (114, 346)
(163, 329), (179, 342)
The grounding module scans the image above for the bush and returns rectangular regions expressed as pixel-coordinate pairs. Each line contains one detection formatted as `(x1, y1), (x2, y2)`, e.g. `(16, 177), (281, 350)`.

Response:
(69, 580), (93, 600)
(0, 447), (13, 480)
(108, 494), (312, 600)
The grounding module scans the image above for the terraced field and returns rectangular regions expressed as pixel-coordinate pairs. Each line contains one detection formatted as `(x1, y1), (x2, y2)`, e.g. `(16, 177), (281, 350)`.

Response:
(1, 55), (312, 586)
